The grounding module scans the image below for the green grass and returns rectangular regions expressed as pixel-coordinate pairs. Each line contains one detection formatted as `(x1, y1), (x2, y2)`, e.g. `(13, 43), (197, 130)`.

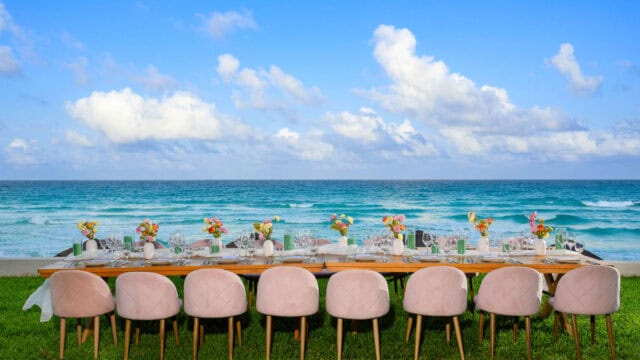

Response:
(4, 275), (639, 359)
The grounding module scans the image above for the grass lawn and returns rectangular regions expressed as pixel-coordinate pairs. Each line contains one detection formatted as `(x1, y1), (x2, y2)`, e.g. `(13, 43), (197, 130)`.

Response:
(3, 275), (639, 359)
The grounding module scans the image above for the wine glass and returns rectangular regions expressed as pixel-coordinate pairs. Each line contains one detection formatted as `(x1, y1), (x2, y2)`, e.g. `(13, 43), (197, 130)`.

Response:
(575, 237), (585, 255)
(566, 233), (577, 252)
(501, 238), (512, 257)
(247, 238), (257, 260)
(442, 237), (454, 256)
(308, 236), (319, 263)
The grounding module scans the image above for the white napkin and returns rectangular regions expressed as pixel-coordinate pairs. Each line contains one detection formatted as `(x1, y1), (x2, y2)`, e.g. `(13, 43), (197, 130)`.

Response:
(23, 279), (53, 322)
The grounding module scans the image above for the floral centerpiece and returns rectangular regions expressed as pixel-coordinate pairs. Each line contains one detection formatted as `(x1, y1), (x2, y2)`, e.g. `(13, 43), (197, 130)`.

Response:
(382, 214), (406, 240)
(253, 216), (280, 240)
(467, 211), (493, 237)
(529, 212), (553, 239)
(203, 217), (228, 238)
(136, 219), (159, 242)
(77, 220), (98, 240)
(329, 213), (354, 236)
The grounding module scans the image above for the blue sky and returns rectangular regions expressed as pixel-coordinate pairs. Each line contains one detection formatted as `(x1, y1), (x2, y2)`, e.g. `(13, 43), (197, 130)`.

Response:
(1, 1), (639, 179)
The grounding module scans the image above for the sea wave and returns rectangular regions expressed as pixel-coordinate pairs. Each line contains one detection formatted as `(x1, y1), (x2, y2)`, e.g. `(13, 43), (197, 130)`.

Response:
(26, 215), (52, 225)
(545, 214), (590, 225)
(288, 203), (314, 208)
(582, 200), (636, 208)
(579, 226), (640, 237)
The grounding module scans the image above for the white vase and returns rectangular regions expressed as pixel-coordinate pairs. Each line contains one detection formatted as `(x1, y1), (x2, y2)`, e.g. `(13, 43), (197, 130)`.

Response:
(338, 235), (348, 246)
(478, 236), (490, 253)
(85, 239), (98, 255)
(393, 237), (404, 255)
(263, 239), (274, 257)
(535, 238), (547, 255)
(143, 242), (155, 259)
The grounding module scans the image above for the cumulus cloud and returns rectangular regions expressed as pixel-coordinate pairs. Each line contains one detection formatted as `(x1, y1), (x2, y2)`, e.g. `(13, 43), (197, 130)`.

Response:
(64, 130), (93, 147)
(274, 128), (334, 160)
(66, 88), (249, 143)
(64, 57), (89, 85)
(217, 54), (324, 111)
(134, 65), (178, 92)
(549, 43), (603, 96)
(201, 10), (257, 40)
(5, 138), (38, 164)
(0, 45), (20, 75)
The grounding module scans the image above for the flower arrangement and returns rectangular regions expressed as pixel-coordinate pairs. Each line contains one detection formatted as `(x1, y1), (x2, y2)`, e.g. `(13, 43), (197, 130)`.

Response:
(467, 211), (493, 237)
(203, 217), (228, 238)
(77, 220), (98, 240)
(382, 214), (406, 240)
(330, 213), (354, 236)
(253, 216), (280, 240)
(136, 219), (159, 242)
(529, 211), (553, 239)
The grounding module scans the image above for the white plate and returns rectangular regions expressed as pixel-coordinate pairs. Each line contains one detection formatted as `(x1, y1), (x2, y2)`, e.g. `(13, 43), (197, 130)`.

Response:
(417, 256), (441, 263)
(216, 257), (239, 264)
(282, 256), (305, 263)
(482, 256), (507, 263)
(555, 256), (581, 264)
(83, 260), (111, 267)
(146, 259), (172, 266)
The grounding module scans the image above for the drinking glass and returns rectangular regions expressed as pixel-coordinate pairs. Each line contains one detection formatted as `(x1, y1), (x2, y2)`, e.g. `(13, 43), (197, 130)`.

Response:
(443, 237), (454, 255)
(308, 237), (319, 263)
(575, 237), (585, 255)
(566, 233), (577, 252)
(247, 238), (257, 260)
(501, 238), (512, 256)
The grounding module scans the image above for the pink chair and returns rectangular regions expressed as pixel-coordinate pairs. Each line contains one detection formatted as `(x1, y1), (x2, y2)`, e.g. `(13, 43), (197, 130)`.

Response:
(184, 269), (247, 360)
(116, 272), (181, 360)
(403, 267), (467, 360)
(49, 270), (117, 359)
(326, 270), (390, 360)
(256, 266), (319, 360)
(549, 265), (620, 360)
(475, 267), (543, 360)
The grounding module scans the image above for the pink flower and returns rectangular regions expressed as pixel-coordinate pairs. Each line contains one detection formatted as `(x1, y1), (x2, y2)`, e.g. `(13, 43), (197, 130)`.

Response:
(330, 214), (337, 221)
(221, 227), (228, 234)
(529, 212), (537, 232)
(396, 214), (406, 222)
(136, 226), (143, 234)
(393, 225), (402, 233)
(81, 229), (90, 236)
(145, 235), (155, 242)
(263, 219), (271, 224)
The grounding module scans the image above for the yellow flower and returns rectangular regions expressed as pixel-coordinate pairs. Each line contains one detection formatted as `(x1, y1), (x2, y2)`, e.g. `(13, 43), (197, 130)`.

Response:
(274, 215), (280, 222)
(347, 216), (354, 225)
(340, 214), (346, 219)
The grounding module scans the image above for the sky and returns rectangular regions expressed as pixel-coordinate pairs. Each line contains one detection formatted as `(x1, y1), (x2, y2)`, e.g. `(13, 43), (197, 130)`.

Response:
(0, 1), (639, 180)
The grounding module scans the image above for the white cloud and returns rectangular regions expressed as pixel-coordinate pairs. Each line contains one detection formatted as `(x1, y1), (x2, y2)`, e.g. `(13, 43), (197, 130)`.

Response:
(216, 54), (324, 111)
(0, 45), (20, 75)
(66, 88), (249, 143)
(64, 57), (89, 85)
(202, 10), (257, 40)
(549, 43), (603, 96)
(275, 128), (334, 161)
(327, 107), (381, 143)
(61, 32), (85, 50)
(134, 65), (178, 92)
(5, 138), (38, 164)
(64, 130), (93, 147)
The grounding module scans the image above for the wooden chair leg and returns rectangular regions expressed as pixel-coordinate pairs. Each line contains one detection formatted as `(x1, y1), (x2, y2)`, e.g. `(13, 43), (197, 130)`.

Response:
(93, 316), (100, 360)
(135, 325), (140, 346)
(60, 318), (66, 360)
(590, 315), (596, 345)
(513, 317), (519, 342)
(266, 315), (272, 360)
(373, 318), (381, 360)
(109, 313), (117, 345)
(173, 319), (179, 345)
(160, 319), (166, 360)
(405, 315), (413, 343)
(199, 324), (204, 347)
(525, 316), (532, 360)
(193, 317), (199, 360)
(236, 319), (242, 346)
(446, 319), (451, 344)
(414, 315), (422, 360)
(351, 319), (357, 334)
(490, 313), (496, 360)
(228, 316), (234, 360)
(300, 316), (307, 360)
(554, 312), (560, 343)
(336, 318), (343, 360)
(77, 319), (82, 346)
(478, 312), (485, 343)
(605, 314), (616, 360)
(571, 314), (582, 360)
(124, 319), (131, 360)
(453, 316), (465, 360)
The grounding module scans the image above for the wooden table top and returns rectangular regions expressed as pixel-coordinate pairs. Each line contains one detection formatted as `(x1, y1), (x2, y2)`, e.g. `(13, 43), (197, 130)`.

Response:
(37, 252), (602, 278)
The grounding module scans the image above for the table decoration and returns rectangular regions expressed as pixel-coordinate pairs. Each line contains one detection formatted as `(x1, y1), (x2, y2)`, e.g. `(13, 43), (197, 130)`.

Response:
(529, 211), (553, 255)
(382, 214), (406, 255)
(468, 211), (492, 252)
(136, 219), (159, 259)
(77, 220), (99, 254)
(254, 216), (280, 256)
(330, 213), (354, 246)
(203, 216), (228, 254)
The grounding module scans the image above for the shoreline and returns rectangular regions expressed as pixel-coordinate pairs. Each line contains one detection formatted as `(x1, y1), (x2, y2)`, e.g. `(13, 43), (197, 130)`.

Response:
(2, 257), (640, 277)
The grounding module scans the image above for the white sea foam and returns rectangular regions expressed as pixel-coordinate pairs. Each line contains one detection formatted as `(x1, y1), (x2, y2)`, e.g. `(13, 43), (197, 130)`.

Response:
(289, 203), (314, 208)
(28, 215), (51, 225)
(582, 200), (635, 208)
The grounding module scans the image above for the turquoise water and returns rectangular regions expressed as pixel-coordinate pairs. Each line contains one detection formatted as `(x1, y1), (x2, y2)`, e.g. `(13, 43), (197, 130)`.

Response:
(0, 180), (638, 260)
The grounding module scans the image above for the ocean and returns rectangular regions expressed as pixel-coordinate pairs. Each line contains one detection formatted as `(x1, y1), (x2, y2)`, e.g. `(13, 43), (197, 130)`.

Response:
(0, 180), (638, 260)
